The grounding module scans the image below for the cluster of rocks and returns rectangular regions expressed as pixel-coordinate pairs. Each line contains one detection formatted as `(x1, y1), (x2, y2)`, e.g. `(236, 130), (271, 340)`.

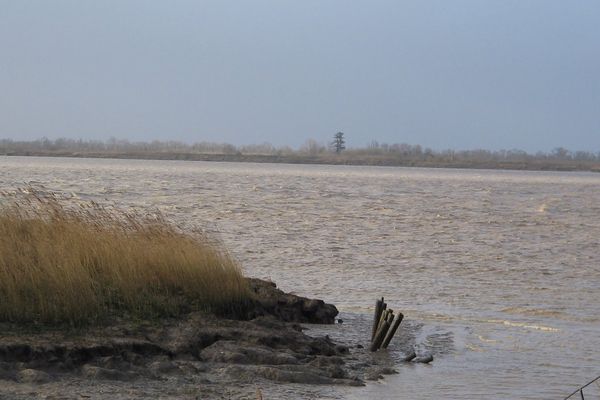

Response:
(243, 278), (339, 323)
(0, 279), (404, 399)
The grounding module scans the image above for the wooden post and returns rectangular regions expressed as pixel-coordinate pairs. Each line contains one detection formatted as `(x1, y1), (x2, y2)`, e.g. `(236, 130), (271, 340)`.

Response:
(386, 310), (395, 324)
(378, 309), (391, 331)
(370, 297), (405, 351)
(381, 313), (404, 349)
(370, 319), (391, 351)
(371, 299), (384, 342)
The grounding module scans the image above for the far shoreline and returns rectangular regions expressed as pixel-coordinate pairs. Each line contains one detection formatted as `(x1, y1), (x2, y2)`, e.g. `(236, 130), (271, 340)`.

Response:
(3, 150), (600, 173)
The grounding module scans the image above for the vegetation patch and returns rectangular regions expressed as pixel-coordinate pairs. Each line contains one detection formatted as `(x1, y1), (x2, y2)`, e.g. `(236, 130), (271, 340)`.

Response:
(0, 189), (249, 325)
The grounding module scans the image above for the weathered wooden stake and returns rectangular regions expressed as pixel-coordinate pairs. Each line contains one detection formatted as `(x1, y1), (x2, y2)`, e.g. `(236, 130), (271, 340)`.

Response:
(378, 308), (391, 331)
(370, 297), (406, 351)
(371, 299), (384, 341)
(381, 312), (404, 349)
(386, 310), (395, 324)
(370, 319), (391, 351)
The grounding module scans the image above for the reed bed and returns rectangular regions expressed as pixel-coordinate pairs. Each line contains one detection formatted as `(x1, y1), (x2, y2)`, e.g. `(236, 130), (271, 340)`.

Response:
(0, 189), (249, 325)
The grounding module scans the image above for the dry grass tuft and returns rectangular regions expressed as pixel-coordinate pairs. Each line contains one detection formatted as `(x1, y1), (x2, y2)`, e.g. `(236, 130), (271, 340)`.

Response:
(0, 188), (249, 325)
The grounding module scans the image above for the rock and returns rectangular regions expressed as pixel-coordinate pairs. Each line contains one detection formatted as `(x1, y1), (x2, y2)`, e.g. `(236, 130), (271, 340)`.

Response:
(17, 368), (51, 384)
(335, 344), (349, 354)
(349, 362), (370, 370)
(380, 367), (398, 374)
(149, 360), (180, 374)
(0, 344), (34, 363)
(365, 371), (384, 381)
(95, 355), (132, 370)
(253, 365), (336, 384)
(245, 278), (338, 323)
(402, 350), (417, 362)
(224, 365), (358, 385)
(308, 356), (344, 368)
(0, 361), (17, 381)
(413, 354), (433, 364)
(81, 364), (132, 381)
(325, 364), (347, 379)
(200, 341), (299, 365)
(302, 299), (322, 313)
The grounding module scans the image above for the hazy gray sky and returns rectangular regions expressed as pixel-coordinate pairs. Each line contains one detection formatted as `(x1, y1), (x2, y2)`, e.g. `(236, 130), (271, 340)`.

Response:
(1, 0), (598, 152)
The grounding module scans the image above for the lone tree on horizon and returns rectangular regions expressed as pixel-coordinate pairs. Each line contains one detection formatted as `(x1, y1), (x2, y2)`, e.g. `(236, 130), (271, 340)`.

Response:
(332, 132), (346, 154)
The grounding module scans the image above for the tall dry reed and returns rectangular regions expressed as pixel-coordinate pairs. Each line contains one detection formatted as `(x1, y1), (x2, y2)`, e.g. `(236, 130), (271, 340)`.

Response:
(0, 188), (249, 325)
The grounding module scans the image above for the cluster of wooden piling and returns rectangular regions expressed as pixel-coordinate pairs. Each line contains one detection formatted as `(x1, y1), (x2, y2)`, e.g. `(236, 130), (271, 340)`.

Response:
(370, 297), (403, 352)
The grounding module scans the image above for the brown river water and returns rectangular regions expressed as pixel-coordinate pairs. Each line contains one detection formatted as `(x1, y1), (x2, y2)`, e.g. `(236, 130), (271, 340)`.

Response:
(1, 156), (599, 399)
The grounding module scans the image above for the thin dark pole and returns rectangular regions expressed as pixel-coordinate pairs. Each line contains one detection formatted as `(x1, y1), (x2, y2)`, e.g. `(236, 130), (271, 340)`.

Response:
(563, 375), (600, 400)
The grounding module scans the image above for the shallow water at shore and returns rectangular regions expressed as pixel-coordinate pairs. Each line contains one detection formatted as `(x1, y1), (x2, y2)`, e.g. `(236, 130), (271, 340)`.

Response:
(2, 156), (600, 399)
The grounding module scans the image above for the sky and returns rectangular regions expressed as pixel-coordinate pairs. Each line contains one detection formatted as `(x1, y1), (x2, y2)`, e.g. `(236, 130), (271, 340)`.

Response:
(0, 0), (599, 152)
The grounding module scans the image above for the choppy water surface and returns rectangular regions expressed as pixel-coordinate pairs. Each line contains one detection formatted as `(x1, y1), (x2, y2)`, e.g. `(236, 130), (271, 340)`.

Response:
(2, 156), (599, 399)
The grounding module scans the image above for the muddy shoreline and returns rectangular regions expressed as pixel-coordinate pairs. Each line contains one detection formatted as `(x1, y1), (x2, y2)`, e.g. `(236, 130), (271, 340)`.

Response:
(0, 279), (411, 399)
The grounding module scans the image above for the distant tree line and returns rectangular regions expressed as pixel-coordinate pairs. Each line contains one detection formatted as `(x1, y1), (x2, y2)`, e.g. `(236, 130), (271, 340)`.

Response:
(0, 137), (292, 156)
(1, 137), (599, 169)
(349, 141), (600, 163)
